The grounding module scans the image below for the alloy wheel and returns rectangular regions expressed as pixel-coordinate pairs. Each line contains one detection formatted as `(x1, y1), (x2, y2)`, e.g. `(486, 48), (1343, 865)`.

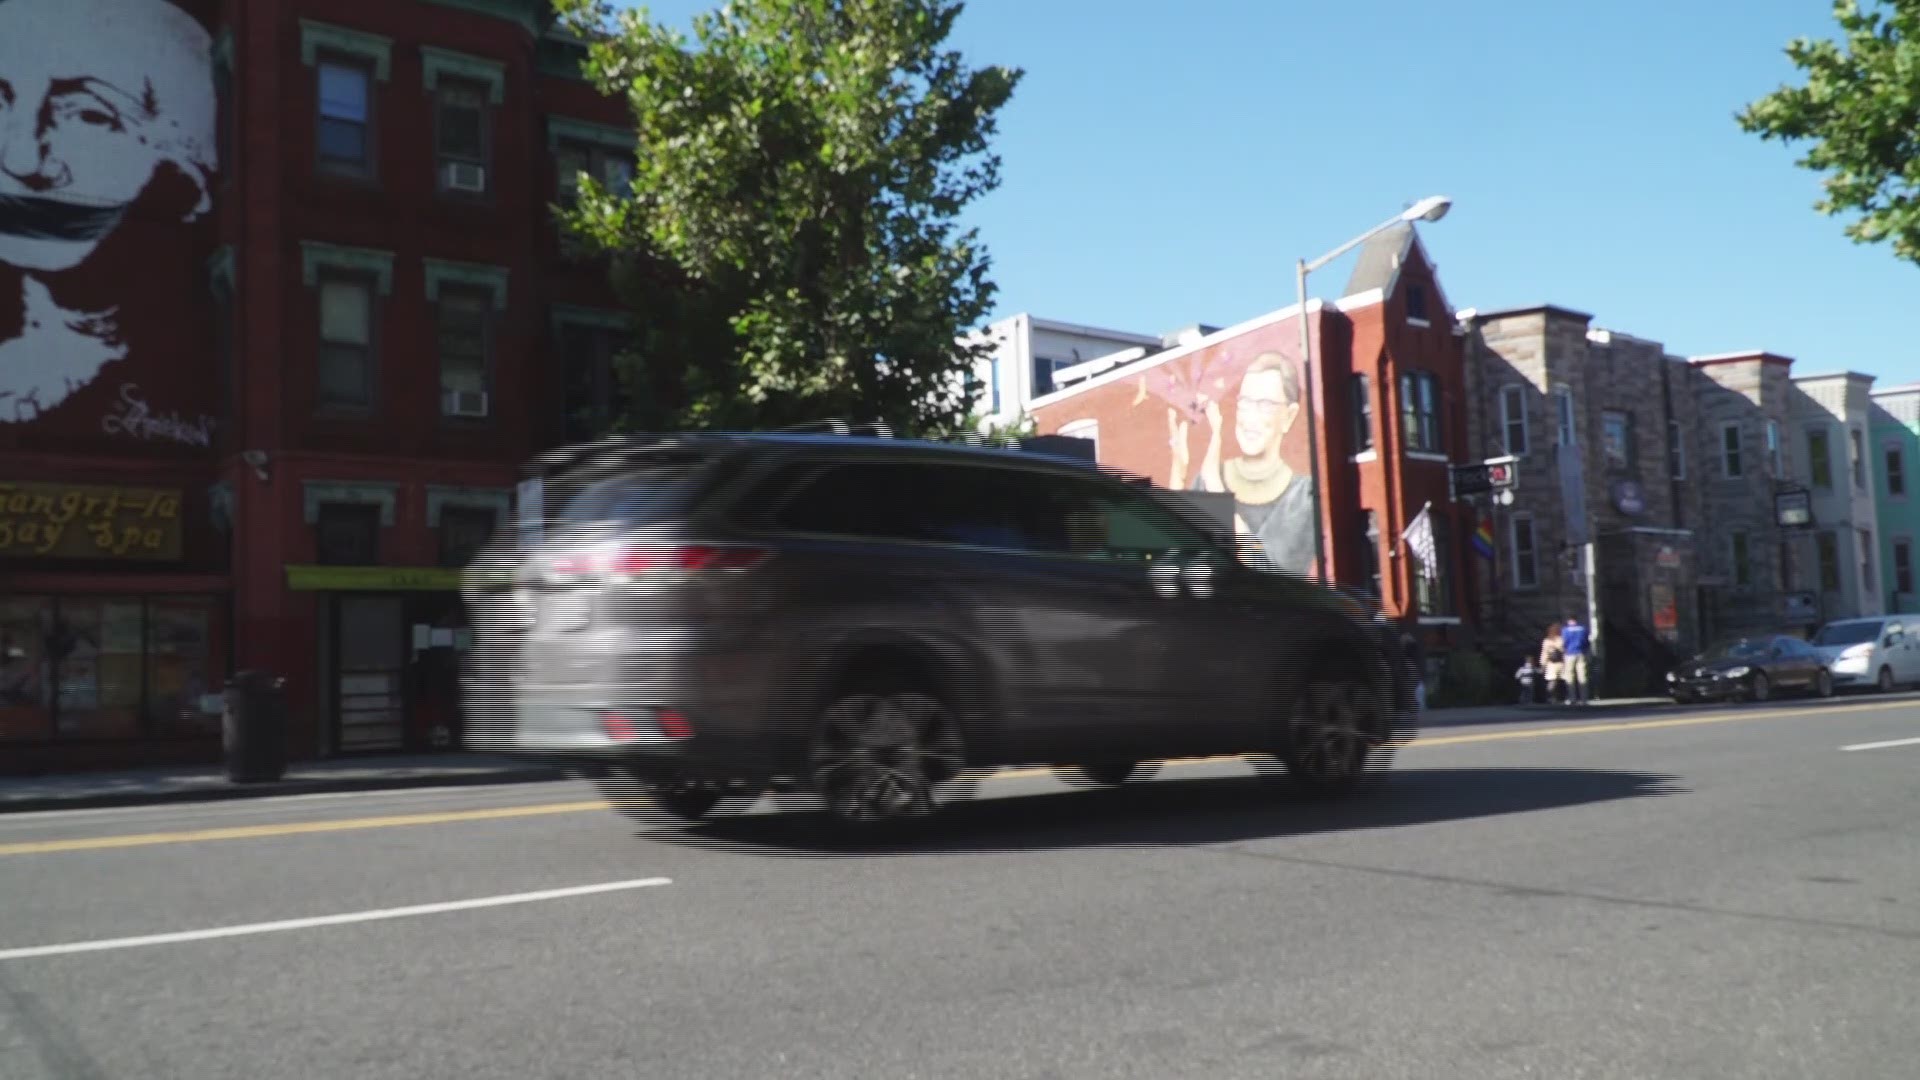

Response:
(1285, 679), (1377, 792)
(810, 691), (964, 824)
(1879, 666), (1896, 693)
(1816, 670), (1834, 698)
(1750, 672), (1770, 702)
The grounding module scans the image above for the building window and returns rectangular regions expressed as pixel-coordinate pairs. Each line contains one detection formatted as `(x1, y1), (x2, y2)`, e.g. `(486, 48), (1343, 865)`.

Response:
(1406, 283), (1429, 322)
(316, 60), (374, 177)
(559, 321), (627, 442)
(1554, 385), (1577, 447)
(316, 502), (381, 565)
(1668, 419), (1685, 480)
(1730, 530), (1752, 589)
(1860, 527), (1876, 591)
(435, 80), (491, 195)
(1602, 410), (1633, 472)
(1500, 384), (1528, 456)
(1817, 530), (1840, 591)
(1399, 371), (1442, 453)
(1852, 427), (1867, 490)
(439, 507), (498, 569)
(437, 290), (492, 419)
(1767, 420), (1782, 476)
(1895, 539), (1914, 595)
(555, 139), (633, 204)
(1721, 423), (1743, 478)
(1510, 514), (1538, 589)
(1359, 511), (1382, 597)
(317, 276), (375, 410)
(1887, 443), (1907, 497)
(1808, 427), (1832, 489)
(1351, 375), (1373, 453)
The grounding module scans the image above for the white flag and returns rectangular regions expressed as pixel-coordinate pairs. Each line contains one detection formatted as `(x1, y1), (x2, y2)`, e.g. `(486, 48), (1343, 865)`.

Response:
(1400, 503), (1438, 579)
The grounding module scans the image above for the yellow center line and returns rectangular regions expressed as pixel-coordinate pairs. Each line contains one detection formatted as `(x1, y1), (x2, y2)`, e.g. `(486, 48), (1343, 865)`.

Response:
(6, 697), (1914, 857)
(0, 801), (607, 857)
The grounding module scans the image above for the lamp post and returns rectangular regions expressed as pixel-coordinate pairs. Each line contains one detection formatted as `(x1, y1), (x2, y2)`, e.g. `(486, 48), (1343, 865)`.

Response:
(1295, 195), (1452, 584)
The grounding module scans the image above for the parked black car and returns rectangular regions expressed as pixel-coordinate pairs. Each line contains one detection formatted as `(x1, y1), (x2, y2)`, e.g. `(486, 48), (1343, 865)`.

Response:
(1667, 634), (1833, 703)
(463, 430), (1419, 829)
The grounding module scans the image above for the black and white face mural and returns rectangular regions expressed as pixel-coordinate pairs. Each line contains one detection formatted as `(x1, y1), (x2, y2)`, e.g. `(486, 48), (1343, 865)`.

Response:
(0, 0), (217, 425)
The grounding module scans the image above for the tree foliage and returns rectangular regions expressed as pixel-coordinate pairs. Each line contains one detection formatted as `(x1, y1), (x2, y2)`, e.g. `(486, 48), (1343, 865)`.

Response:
(1737, 0), (1920, 264)
(552, 0), (1022, 436)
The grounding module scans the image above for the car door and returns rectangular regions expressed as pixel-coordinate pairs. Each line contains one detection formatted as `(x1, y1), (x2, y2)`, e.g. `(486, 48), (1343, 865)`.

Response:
(1885, 621), (1920, 685)
(1036, 473), (1265, 762)
(1779, 636), (1823, 689)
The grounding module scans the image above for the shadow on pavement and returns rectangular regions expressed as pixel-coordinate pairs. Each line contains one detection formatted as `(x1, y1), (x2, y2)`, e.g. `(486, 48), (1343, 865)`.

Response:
(640, 766), (1685, 858)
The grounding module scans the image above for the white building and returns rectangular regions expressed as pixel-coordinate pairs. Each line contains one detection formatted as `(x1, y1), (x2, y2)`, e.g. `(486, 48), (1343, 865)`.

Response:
(1788, 371), (1884, 621)
(960, 314), (1170, 431)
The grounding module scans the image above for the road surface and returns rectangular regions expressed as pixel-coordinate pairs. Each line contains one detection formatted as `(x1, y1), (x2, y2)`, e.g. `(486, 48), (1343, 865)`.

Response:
(3, 695), (1918, 1079)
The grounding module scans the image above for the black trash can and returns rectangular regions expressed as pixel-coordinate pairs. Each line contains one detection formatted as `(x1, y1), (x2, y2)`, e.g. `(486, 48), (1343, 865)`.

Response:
(223, 670), (289, 784)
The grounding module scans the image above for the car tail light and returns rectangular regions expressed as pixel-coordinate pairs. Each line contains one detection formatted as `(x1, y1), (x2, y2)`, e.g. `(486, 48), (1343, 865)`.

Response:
(549, 544), (771, 584)
(599, 709), (694, 742)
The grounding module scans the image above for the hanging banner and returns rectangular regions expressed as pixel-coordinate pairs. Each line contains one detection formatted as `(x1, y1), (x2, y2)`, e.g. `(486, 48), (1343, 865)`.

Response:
(1558, 444), (1589, 547)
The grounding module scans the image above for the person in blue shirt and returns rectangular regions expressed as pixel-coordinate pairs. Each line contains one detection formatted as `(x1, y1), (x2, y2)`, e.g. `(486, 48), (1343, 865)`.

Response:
(1561, 616), (1591, 705)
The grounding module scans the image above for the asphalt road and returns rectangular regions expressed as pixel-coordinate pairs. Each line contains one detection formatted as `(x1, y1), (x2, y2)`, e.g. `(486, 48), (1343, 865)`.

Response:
(4, 696), (1919, 1079)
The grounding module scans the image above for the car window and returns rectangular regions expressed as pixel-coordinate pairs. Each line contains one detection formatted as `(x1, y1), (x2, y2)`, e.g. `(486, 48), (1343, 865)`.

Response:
(1042, 477), (1227, 564)
(773, 461), (1066, 553)
(559, 466), (699, 529)
(1812, 621), (1881, 647)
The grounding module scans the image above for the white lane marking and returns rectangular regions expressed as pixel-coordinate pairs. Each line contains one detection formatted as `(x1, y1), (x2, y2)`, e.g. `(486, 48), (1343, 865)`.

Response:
(1840, 736), (1920, 752)
(0, 781), (575, 827)
(0, 878), (672, 961)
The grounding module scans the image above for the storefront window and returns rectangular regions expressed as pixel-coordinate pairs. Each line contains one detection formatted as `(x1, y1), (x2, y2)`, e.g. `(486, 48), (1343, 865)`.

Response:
(0, 595), (224, 743)
(0, 598), (52, 741)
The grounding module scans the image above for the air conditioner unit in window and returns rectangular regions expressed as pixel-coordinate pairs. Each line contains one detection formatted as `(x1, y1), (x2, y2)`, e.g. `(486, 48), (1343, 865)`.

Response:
(443, 388), (490, 418)
(442, 161), (487, 193)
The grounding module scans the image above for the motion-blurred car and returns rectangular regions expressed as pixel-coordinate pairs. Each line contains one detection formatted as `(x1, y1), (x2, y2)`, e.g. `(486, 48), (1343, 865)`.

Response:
(1809, 617), (1920, 693)
(1667, 634), (1832, 703)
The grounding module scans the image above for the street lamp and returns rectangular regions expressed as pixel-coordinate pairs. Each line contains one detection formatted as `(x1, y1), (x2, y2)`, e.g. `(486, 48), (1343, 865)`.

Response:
(1294, 196), (1453, 584)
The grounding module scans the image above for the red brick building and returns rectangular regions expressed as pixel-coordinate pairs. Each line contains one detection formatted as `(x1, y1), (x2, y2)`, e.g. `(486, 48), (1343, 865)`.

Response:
(0, 0), (636, 772)
(1029, 224), (1476, 644)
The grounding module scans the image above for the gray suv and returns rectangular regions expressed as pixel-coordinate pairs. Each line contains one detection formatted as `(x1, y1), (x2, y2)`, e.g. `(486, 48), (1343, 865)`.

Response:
(463, 431), (1419, 829)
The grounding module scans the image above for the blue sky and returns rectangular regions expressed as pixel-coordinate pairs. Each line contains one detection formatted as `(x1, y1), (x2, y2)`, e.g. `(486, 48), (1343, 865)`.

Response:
(617, 0), (1920, 384)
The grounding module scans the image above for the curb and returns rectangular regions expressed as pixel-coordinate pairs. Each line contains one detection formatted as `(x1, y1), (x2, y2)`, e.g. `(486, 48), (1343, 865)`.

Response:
(0, 765), (572, 815)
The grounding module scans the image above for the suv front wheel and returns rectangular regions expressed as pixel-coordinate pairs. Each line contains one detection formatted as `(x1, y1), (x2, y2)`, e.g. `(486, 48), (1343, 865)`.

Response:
(1281, 676), (1381, 794)
(809, 681), (966, 826)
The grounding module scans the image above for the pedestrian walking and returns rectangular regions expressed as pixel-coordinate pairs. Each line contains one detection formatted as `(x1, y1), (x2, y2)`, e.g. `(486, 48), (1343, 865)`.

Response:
(1562, 615), (1591, 705)
(1539, 624), (1566, 704)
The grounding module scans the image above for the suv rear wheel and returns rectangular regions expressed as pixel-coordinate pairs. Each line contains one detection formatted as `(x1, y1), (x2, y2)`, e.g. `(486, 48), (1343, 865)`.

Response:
(1282, 675), (1381, 794)
(809, 679), (965, 826)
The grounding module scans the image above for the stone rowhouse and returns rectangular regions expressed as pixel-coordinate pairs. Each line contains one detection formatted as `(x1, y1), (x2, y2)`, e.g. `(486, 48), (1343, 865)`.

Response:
(0, 0), (636, 773)
(1788, 371), (1884, 623)
(1027, 223), (1478, 661)
(1459, 307), (1708, 692)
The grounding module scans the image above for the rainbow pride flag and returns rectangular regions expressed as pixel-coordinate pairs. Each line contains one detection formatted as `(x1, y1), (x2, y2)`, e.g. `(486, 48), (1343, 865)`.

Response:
(1471, 516), (1496, 560)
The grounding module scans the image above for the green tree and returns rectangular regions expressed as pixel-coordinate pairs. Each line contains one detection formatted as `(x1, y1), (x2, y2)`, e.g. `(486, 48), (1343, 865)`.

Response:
(553, 0), (1022, 436)
(1737, 0), (1920, 264)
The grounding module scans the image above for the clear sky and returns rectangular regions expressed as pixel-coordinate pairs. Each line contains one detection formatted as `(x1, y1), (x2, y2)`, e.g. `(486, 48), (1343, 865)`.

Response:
(616, 0), (1920, 384)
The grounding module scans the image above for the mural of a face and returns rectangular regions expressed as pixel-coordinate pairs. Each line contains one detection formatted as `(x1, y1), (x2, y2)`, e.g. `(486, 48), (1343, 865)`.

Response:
(0, 0), (216, 272)
(0, 0), (217, 425)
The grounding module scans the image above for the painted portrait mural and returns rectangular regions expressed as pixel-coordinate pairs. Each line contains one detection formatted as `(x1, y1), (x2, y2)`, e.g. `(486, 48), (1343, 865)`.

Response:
(1139, 318), (1323, 577)
(0, 0), (219, 443)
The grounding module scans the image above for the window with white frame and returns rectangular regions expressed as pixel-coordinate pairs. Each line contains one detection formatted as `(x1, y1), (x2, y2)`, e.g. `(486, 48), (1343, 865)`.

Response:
(1887, 442), (1907, 497)
(1500, 384), (1528, 456)
(1602, 410), (1634, 472)
(1852, 427), (1867, 490)
(437, 288), (491, 418)
(1554, 385), (1577, 447)
(1057, 418), (1099, 457)
(1509, 514), (1538, 589)
(1859, 527), (1876, 591)
(1351, 375), (1373, 453)
(1667, 419), (1685, 479)
(1721, 423), (1743, 478)
(1767, 420), (1782, 476)
(317, 275), (376, 410)
(1399, 371), (1442, 453)
(1808, 426), (1833, 489)
(316, 60), (374, 177)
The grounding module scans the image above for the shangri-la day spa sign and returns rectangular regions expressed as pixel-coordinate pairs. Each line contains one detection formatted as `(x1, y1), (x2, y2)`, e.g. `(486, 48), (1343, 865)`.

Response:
(0, 481), (184, 560)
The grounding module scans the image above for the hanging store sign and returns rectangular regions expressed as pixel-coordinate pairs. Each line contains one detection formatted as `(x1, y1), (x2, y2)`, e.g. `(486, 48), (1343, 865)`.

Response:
(1776, 489), (1813, 529)
(285, 565), (466, 592)
(0, 481), (183, 560)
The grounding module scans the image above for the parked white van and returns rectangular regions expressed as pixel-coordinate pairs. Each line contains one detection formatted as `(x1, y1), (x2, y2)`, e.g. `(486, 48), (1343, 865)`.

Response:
(1809, 617), (1920, 692)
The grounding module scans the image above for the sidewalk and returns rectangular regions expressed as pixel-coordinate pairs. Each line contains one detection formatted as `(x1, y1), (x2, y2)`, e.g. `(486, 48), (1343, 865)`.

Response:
(0, 753), (571, 815)
(1421, 697), (1677, 728)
